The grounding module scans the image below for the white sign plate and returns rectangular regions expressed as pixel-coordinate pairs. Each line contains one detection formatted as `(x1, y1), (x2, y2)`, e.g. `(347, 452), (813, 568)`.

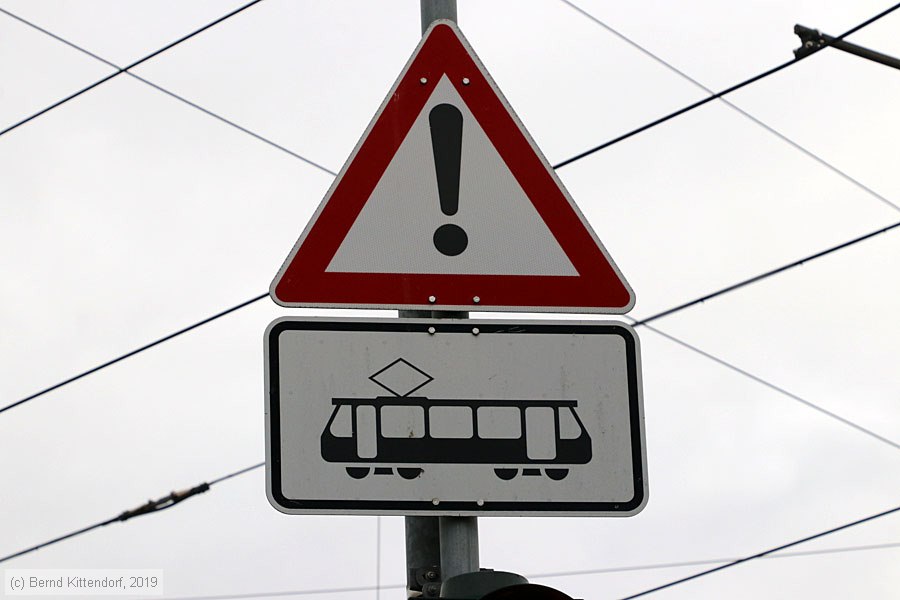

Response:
(265, 318), (647, 516)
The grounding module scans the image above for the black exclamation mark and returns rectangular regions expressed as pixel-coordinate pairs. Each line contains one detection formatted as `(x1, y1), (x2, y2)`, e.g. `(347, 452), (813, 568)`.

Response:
(429, 103), (468, 256)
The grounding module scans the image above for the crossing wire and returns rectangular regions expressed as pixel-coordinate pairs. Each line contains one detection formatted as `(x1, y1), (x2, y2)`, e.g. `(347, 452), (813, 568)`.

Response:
(133, 540), (900, 599)
(4, 219), (899, 453)
(631, 319), (900, 450)
(557, 0), (900, 213)
(0, 293), (267, 415)
(3, 478), (896, 595)
(0, 462), (264, 564)
(631, 220), (900, 328)
(0, 6), (336, 177)
(0, 5), (896, 597)
(619, 504), (900, 599)
(551, 1), (900, 169)
(101, 539), (900, 599)
(2, 3), (898, 452)
(0, 0), (265, 139)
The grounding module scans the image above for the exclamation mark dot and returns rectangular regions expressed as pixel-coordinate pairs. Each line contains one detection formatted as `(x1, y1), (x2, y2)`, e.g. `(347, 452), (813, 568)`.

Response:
(429, 103), (467, 256)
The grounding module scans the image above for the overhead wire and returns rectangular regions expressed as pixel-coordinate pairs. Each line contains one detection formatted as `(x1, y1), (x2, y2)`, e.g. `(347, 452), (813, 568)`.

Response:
(0, 0), (265, 139)
(630, 319), (900, 450)
(375, 517), (382, 600)
(5, 219), (898, 453)
(145, 583), (407, 600)
(0, 462), (263, 564)
(0, 293), (268, 415)
(551, 1), (900, 169)
(631, 219), (900, 328)
(115, 540), (900, 599)
(0, 4), (897, 597)
(619, 504), (900, 599)
(0, 6), (336, 177)
(2, 457), (896, 588)
(4, 2), (899, 424)
(2, 11), (897, 581)
(530, 540), (900, 578)
(557, 0), (900, 213)
(553, 0), (900, 450)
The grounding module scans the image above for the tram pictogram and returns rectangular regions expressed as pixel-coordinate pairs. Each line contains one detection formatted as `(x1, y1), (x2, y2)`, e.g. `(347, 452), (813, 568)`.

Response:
(320, 359), (593, 481)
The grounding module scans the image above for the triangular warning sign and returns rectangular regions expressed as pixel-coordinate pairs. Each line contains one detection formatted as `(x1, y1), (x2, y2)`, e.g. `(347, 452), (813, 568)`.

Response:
(271, 21), (634, 313)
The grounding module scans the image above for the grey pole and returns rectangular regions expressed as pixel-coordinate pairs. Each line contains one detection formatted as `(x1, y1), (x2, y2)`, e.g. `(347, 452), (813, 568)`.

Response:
(404, 4), (480, 598)
(404, 513), (441, 597)
(421, 0), (457, 34)
(439, 516), (480, 579)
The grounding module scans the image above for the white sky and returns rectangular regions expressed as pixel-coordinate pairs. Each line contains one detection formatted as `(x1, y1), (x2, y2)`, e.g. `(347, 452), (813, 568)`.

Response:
(0, 1), (898, 599)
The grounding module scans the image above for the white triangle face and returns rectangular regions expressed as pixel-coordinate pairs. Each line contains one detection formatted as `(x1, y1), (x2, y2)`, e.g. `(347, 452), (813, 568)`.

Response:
(326, 76), (577, 276)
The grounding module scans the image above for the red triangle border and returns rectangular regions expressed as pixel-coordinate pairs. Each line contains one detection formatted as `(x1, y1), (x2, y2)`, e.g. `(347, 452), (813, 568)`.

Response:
(271, 21), (634, 313)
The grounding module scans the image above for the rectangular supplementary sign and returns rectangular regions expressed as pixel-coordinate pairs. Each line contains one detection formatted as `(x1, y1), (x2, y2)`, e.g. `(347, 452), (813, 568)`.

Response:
(265, 317), (647, 516)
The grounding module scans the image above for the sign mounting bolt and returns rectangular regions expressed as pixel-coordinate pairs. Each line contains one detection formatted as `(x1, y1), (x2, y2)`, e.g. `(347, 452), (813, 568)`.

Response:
(476, 499), (484, 506)
(428, 327), (436, 335)
(431, 498), (440, 505)
(462, 77), (471, 85)
(420, 77), (428, 84)
(428, 295), (436, 303)
(472, 328), (479, 336)
(473, 296), (480, 304)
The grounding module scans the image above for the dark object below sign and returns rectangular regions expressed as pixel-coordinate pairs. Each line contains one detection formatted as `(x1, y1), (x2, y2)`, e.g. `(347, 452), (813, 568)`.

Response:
(480, 584), (575, 599)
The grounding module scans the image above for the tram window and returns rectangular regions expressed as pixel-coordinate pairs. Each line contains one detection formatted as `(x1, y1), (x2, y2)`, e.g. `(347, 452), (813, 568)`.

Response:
(525, 407), (556, 460)
(381, 405), (425, 438)
(477, 406), (521, 439)
(560, 408), (582, 439)
(329, 405), (352, 437)
(429, 406), (474, 438)
(356, 405), (378, 459)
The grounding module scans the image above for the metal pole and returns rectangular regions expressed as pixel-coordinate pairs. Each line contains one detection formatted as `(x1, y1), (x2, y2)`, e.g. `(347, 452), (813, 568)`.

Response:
(406, 5), (479, 597)
(439, 516), (480, 580)
(794, 24), (900, 71)
(404, 513), (441, 597)
(421, 0), (457, 34)
(401, 309), (478, 596)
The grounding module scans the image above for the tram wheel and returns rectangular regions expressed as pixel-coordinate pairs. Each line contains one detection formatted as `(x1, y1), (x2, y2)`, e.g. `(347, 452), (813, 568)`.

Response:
(397, 468), (423, 480)
(494, 468), (518, 480)
(346, 467), (370, 479)
(545, 468), (569, 481)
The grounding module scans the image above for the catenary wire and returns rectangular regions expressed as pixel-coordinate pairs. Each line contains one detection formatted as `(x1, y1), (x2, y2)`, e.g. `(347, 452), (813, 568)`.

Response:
(631, 219), (900, 328)
(3, 4), (897, 410)
(0, 7), (895, 598)
(0, 0), (264, 138)
(530, 540), (900, 578)
(146, 584), (406, 600)
(209, 461), (265, 485)
(619, 504), (900, 599)
(3, 5), (898, 455)
(629, 319), (899, 450)
(551, 1), (900, 169)
(0, 293), (267, 415)
(6, 217), (899, 453)
(0, 462), (263, 564)
(557, 0), (900, 213)
(3, 449), (896, 592)
(0, 7), (336, 177)
(376, 517), (382, 600)
(131, 541), (900, 599)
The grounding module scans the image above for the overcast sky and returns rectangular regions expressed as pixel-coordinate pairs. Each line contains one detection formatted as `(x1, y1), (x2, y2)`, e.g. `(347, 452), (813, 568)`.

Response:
(1, 1), (898, 599)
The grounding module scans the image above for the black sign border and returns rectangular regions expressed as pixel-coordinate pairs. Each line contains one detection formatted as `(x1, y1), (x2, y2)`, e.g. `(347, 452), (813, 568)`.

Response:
(267, 318), (645, 514)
